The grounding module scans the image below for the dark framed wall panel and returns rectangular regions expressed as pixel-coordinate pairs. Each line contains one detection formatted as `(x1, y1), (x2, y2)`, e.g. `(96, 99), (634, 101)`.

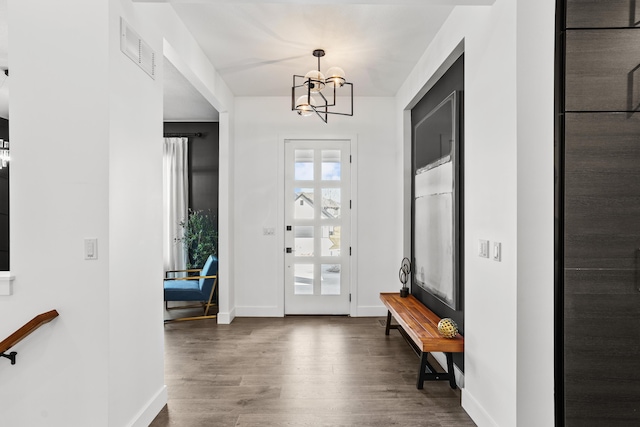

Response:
(566, 0), (640, 28)
(564, 113), (640, 269)
(0, 117), (8, 271)
(411, 54), (464, 371)
(0, 194), (8, 269)
(164, 122), (219, 228)
(564, 270), (640, 426)
(565, 30), (640, 112)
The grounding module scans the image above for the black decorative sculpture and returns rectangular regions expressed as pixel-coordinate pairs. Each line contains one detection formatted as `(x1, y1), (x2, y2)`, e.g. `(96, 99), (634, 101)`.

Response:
(399, 257), (411, 298)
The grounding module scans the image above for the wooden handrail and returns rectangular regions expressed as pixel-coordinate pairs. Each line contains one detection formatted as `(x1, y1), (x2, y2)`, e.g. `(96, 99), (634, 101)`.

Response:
(0, 310), (59, 355)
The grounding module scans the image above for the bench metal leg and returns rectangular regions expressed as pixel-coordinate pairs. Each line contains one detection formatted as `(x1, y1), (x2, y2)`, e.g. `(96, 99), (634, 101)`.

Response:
(385, 310), (392, 335)
(417, 352), (429, 389)
(416, 352), (457, 390)
(446, 352), (457, 389)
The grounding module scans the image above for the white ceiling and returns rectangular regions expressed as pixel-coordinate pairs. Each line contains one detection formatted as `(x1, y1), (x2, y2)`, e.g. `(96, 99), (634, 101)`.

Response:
(0, 0), (495, 121)
(170, 1), (456, 97)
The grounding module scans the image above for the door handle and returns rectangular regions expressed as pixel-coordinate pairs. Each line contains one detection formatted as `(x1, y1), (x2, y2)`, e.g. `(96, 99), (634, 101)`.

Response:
(286, 248), (293, 253)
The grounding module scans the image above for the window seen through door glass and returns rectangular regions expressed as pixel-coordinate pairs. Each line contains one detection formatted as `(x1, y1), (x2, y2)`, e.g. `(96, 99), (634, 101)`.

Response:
(294, 226), (314, 257)
(295, 149), (314, 180)
(321, 188), (341, 219)
(321, 150), (340, 180)
(321, 264), (340, 295)
(294, 264), (314, 295)
(294, 188), (314, 219)
(321, 226), (340, 257)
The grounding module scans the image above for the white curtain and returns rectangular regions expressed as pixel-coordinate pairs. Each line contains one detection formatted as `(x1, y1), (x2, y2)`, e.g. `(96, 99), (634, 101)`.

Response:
(163, 137), (189, 273)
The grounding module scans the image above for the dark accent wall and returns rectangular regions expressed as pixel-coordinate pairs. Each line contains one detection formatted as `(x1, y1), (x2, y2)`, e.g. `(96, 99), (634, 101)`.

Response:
(163, 122), (219, 228)
(557, 1), (640, 425)
(0, 118), (8, 270)
(411, 55), (464, 370)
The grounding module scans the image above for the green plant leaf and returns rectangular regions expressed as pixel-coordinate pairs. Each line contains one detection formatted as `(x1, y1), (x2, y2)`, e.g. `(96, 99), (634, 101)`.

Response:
(175, 208), (218, 268)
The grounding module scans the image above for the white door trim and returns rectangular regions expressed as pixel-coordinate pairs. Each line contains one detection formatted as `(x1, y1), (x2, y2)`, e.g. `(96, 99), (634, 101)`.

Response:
(277, 134), (358, 317)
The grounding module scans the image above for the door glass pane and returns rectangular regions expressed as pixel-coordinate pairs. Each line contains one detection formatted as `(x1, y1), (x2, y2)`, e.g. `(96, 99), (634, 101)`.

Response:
(294, 188), (314, 219)
(295, 264), (314, 295)
(295, 149), (314, 180)
(321, 188), (341, 219)
(321, 150), (341, 180)
(321, 226), (340, 257)
(294, 226), (314, 257)
(321, 264), (341, 295)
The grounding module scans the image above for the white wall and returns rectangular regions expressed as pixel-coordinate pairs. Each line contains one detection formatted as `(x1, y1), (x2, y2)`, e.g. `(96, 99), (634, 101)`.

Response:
(515, 0), (555, 426)
(2, 0), (111, 423)
(0, 0), (166, 425)
(108, 1), (167, 426)
(233, 96), (399, 317)
(218, 110), (236, 323)
(396, 0), (555, 426)
(136, 1), (236, 324)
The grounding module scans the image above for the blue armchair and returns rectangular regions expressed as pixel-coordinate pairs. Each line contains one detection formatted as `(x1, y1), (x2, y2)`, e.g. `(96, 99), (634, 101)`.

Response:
(164, 255), (218, 322)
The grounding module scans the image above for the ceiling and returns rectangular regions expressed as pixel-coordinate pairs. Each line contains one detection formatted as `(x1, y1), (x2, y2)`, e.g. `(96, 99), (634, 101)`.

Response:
(168, 0), (456, 97)
(0, 0), (494, 121)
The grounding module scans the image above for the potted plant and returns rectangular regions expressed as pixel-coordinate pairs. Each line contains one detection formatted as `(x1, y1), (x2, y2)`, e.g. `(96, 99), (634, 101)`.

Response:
(176, 209), (218, 269)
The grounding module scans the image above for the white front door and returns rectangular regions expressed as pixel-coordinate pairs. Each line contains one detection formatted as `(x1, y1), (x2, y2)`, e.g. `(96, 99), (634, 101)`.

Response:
(284, 140), (351, 315)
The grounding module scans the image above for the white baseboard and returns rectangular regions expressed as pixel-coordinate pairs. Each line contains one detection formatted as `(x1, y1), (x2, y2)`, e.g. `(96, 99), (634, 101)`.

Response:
(235, 306), (283, 317)
(129, 385), (167, 427)
(462, 388), (499, 427)
(355, 305), (388, 317)
(230, 306), (387, 318)
(217, 307), (236, 324)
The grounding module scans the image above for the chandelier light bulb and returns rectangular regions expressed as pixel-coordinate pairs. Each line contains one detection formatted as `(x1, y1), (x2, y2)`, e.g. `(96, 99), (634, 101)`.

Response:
(325, 67), (346, 87)
(304, 70), (326, 93)
(295, 95), (317, 117)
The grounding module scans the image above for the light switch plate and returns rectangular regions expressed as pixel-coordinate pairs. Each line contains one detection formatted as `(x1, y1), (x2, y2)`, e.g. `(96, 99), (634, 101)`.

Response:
(493, 242), (502, 262)
(479, 239), (490, 258)
(263, 227), (275, 236)
(84, 238), (98, 260)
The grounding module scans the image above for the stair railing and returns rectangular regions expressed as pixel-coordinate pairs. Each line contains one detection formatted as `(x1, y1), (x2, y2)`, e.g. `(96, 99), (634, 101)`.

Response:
(0, 310), (59, 365)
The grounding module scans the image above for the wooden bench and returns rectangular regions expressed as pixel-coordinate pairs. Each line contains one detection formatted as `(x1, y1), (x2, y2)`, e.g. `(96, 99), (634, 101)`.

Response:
(380, 292), (464, 390)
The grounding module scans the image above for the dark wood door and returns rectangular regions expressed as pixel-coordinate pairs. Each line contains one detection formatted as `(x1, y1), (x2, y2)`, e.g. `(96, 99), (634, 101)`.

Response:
(560, 1), (640, 425)
(563, 113), (640, 426)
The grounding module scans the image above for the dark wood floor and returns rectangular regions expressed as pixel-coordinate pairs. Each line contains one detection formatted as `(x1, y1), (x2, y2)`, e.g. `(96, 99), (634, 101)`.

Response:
(151, 316), (476, 427)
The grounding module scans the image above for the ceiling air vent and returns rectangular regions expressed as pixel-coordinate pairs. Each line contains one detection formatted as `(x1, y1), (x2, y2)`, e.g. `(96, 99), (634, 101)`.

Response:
(120, 17), (155, 80)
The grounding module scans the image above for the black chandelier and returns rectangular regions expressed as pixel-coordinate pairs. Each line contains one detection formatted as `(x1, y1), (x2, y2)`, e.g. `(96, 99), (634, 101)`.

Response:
(291, 49), (353, 123)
